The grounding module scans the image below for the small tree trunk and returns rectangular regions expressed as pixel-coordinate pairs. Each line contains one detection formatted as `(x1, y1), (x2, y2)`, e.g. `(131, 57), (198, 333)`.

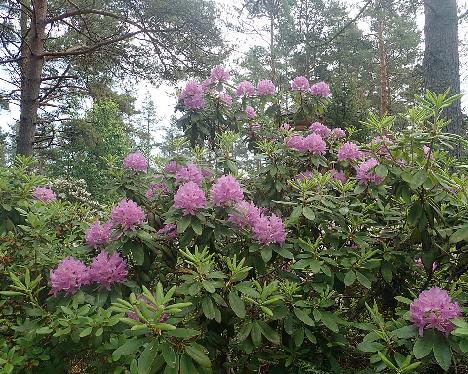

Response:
(16, 0), (48, 156)
(423, 0), (463, 156)
(378, 18), (390, 115)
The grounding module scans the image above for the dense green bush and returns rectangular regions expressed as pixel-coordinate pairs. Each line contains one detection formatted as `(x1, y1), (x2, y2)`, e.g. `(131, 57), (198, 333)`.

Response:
(0, 69), (467, 373)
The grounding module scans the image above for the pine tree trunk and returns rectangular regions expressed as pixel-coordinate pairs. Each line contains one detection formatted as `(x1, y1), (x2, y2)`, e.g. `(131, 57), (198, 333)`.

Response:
(423, 0), (463, 156)
(16, 0), (48, 156)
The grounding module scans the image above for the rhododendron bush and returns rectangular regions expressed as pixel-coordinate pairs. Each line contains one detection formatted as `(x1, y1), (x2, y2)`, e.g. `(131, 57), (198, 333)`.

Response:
(1, 69), (468, 374)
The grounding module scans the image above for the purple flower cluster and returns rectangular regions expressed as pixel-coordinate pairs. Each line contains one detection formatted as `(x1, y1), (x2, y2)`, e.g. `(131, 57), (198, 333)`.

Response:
(111, 199), (145, 230)
(356, 158), (384, 185)
(88, 251), (128, 290)
(286, 134), (327, 155)
(175, 163), (204, 186)
(218, 93), (233, 107)
(337, 142), (363, 162)
(180, 81), (205, 110)
(50, 251), (128, 295)
(164, 160), (180, 174)
(372, 136), (393, 156)
(85, 220), (113, 248)
(32, 186), (56, 202)
(211, 175), (244, 206)
(291, 76), (310, 92)
(309, 122), (331, 138)
(123, 152), (147, 172)
(157, 224), (177, 239)
(295, 171), (313, 181)
(332, 128), (346, 139)
(245, 105), (256, 119)
(236, 81), (255, 97)
(173, 181), (206, 215)
(210, 65), (230, 83)
(329, 169), (346, 183)
(256, 80), (276, 96)
(145, 183), (169, 200)
(310, 81), (331, 97)
(410, 287), (462, 336)
(229, 201), (286, 245)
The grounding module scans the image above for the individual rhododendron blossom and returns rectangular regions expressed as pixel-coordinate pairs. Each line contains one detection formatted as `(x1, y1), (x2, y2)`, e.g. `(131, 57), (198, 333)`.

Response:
(423, 145), (431, 159)
(356, 158), (384, 185)
(219, 93), (233, 107)
(245, 105), (256, 119)
(175, 163), (204, 186)
(280, 123), (291, 131)
(89, 251), (128, 290)
(85, 220), (113, 248)
(415, 258), (438, 271)
(256, 79), (276, 96)
(210, 65), (230, 83)
(173, 181), (206, 215)
(236, 80), (255, 97)
(304, 133), (327, 155)
(49, 257), (90, 296)
(291, 76), (310, 92)
(180, 81), (205, 110)
(372, 136), (393, 156)
(228, 201), (262, 228)
(33, 186), (57, 202)
(123, 152), (147, 172)
(164, 160), (179, 174)
(332, 127), (346, 139)
(329, 169), (346, 183)
(295, 171), (313, 181)
(310, 81), (331, 97)
(111, 199), (145, 231)
(309, 122), (331, 138)
(158, 224), (177, 239)
(337, 142), (363, 161)
(145, 183), (169, 200)
(410, 287), (462, 336)
(211, 175), (244, 206)
(251, 213), (286, 245)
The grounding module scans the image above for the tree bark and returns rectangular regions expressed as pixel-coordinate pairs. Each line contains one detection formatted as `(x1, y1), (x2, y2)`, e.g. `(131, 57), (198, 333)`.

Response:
(17, 0), (48, 156)
(423, 0), (463, 155)
(378, 17), (390, 115)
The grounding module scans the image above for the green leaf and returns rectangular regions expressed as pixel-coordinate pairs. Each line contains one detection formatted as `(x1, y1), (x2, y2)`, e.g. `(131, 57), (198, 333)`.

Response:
(36, 327), (53, 335)
(132, 246), (145, 266)
(258, 321), (280, 344)
(79, 327), (93, 337)
(375, 165), (388, 178)
(343, 270), (356, 286)
(357, 341), (384, 353)
(409, 170), (427, 189)
(356, 271), (371, 288)
(138, 342), (159, 374)
(302, 207), (315, 221)
(161, 342), (176, 368)
(294, 308), (315, 326)
(251, 321), (262, 347)
(165, 328), (200, 338)
(177, 216), (191, 234)
(320, 312), (339, 333)
(201, 280), (215, 293)
(260, 247), (272, 263)
(201, 297), (215, 319)
(185, 343), (211, 368)
(112, 338), (143, 360)
(413, 333), (434, 359)
(391, 325), (418, 339)
(191, 219), (203, 236)
(289, 206), (302, 224)
(450, 224), (468, 243)
(433, 334), (451, 371)
(228, 291), (246, 318)
(395, 296), (413, 305)
(381, 263), (393, 283)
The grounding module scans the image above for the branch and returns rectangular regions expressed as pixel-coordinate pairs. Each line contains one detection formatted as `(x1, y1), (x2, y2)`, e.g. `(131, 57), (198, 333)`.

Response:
(0, 56), (24, 64)
(40, 65), (72, 102)
(458, 8), (468, 21)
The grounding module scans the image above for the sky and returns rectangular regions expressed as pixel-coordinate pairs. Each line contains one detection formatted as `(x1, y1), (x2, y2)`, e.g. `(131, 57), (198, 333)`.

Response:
(2, 0), (468, 143)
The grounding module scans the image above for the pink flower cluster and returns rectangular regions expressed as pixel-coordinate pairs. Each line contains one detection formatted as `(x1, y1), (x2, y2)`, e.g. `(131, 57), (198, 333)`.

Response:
(245, 105), (256, 119)
(332, 128), (346, 139)
(211, 175), (244, 206)
(111, 199), (145, 231)
(49, 251), (128, 295)
(256, 80), (276, 96)
(410, 287), (462, 336)
(164, 160), (180, 174)
(145, 183), (169, 200)
(32, 186), (56, 202)
(173, 181), (206, 215)
(180, 81), (205, 110)
(236, 81), (255, 97)
(219, 93), (233, 107)
(229, 201), (286, 245)
(337, 142), (363, 162)
(175, 163), (204, 186)
(295, 171), (313, 181)
(123, 152), (147, 172)
(286, 134), (327, 155)
(309, 122), (331, 138)
(356, 158), (384, 185)
(329, 169), (346, 183)
(157, 224), (177, 239)
(210, 65), (230, 83)
(85, 220), (113, 248)
(291, 76), (310, 92)
(310, 81), (331, 97)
